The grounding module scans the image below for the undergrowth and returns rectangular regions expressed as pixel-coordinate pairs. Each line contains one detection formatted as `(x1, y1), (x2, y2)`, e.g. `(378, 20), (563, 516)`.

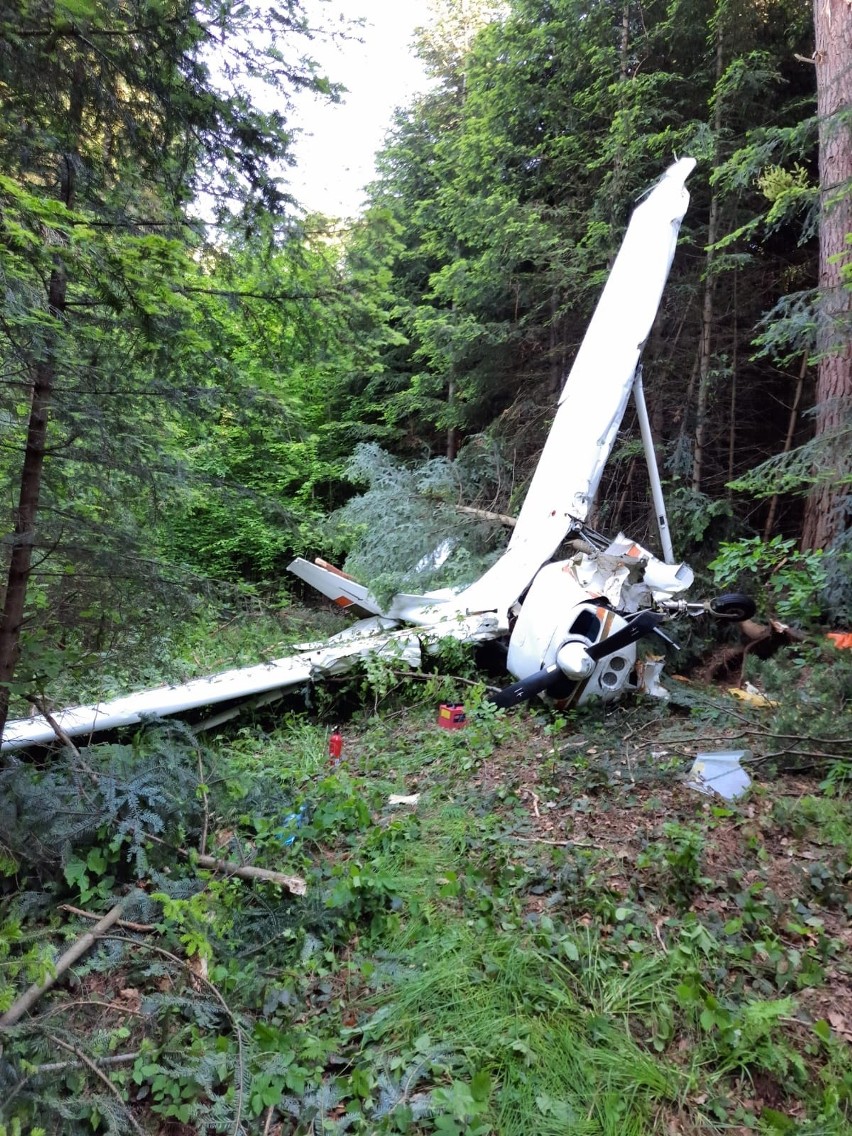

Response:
(0, 638), (850, 1134)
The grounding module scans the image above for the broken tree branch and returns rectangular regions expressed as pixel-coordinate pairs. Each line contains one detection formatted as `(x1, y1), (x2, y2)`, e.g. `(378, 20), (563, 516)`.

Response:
(510, 836), (600, 848)
(27, 1049), (140, 1075)
(4, 1048), (142, 1111)
(454, 504), (517, 527)
(194, 854), (307, 896)
(144, 834), (307, 896)
(26, 694), (81, 756)
(0, 901), (127, 1029)
(58, 904), (157, 933)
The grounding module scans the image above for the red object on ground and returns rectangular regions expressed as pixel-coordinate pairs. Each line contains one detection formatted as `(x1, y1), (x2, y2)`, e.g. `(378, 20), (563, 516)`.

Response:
(827, 632), (852, 649)
(437, 703), (466, 730)
(328, 729), (343, 762)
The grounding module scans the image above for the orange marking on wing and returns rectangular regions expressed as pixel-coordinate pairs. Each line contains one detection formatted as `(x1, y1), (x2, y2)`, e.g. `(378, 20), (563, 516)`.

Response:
(315, 558), (358, 582)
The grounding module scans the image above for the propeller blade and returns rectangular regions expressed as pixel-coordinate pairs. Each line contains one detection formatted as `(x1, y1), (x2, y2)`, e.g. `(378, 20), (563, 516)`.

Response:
(488, 665), (571, 708)
(585, 610), (665, 660)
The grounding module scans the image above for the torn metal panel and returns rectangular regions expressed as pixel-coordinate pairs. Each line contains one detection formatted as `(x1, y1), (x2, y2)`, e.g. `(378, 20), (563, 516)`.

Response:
(686, 751), (752, 800)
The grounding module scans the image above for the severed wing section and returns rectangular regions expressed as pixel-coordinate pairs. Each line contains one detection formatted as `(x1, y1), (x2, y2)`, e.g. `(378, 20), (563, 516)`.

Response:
(457, 158), (696, 620)
(287, 557), (387, 615)
(1, 610), (500, 752)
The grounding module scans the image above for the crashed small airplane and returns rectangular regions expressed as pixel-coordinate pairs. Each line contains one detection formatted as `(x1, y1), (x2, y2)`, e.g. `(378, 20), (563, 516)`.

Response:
(1, 158), (753, 753)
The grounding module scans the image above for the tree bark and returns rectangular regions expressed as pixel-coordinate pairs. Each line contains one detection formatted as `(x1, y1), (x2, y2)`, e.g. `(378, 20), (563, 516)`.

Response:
(0, 62), (82, 743)
(802, 0), (852, 549)
(0, 267), (66, 741)
(446, 374), (459, 461)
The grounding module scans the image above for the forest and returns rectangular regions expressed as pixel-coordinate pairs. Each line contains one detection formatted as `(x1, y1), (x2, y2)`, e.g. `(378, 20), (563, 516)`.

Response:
(0, 0), (850, 1133)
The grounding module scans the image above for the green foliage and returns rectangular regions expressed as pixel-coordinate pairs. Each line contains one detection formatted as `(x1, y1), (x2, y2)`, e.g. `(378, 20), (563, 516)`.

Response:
(0, 0), (351, 720)
(329, 443), (505, 601)
(0, 723), (203, 874)
(637, 822), (706, 910)
(709, 536), (827, 624)
(666, 486), (734, 551)
(745, 642), (852, 775)
(2, 653), (852, 1133)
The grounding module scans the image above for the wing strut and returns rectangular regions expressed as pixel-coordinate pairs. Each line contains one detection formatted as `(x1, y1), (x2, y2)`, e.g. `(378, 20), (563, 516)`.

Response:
(632, 366), (675, 564)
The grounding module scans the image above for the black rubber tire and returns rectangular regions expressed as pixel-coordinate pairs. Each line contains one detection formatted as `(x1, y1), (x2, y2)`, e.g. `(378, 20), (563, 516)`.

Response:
(709, 593), (757, 622)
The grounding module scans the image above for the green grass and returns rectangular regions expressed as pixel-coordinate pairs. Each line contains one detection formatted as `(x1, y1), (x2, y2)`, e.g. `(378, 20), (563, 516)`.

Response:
(2, 657), (851, 1135)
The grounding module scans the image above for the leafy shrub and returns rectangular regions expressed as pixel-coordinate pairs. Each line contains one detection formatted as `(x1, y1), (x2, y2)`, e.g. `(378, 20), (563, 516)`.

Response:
(709, 535), (827, 625)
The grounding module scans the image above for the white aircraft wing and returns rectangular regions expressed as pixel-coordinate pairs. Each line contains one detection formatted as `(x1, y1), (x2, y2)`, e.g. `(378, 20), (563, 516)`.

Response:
(287, 558), (458, 625)
(456, 158), (696, 619)
(1, 612), (499, 752)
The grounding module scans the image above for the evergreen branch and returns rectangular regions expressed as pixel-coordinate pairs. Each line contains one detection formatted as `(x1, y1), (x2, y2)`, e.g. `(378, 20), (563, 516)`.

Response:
(176, 285), (335, 302)
(103, 936), (246, 1136)
(48, 1035), (146, 1136)
(10, 17), (188, 39)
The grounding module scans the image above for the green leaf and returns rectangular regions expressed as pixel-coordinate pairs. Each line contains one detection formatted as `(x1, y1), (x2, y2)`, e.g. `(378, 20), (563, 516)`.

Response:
(561, 939), (579, 962)
(761, 1108), (796, 1132)
(812, 1019), (831, 1042)
(86, 847), (108, 874)
(470, 1070), (491, 1103)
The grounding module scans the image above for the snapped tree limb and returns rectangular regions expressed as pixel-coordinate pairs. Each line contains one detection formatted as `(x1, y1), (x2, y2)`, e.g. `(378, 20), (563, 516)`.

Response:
(0, 900), (127, 1029)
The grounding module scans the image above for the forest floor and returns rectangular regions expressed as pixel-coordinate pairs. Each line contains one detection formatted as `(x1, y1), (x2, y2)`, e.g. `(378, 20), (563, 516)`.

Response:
(0, 625), (850, 1135)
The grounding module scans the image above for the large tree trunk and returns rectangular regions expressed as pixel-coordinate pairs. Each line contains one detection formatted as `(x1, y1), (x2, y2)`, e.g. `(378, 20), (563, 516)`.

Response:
(0, 267), (66, 739)
(802, 0), (852, 549)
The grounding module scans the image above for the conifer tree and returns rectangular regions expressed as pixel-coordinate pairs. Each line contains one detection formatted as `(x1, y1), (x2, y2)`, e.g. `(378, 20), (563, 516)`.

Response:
(0, 0), (333, 740)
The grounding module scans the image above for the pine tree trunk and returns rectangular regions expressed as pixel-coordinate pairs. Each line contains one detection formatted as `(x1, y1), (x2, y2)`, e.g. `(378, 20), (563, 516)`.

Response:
(802, 0), (852, 549)
(446, 374), (458, 461)
(0, 62), (81, 742)
(764, 354), (808, 539)
(0, 267), (66, 740)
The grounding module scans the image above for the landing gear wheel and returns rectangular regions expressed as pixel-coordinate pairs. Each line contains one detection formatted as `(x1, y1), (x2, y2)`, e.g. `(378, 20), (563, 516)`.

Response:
(709, 593), (756, 621)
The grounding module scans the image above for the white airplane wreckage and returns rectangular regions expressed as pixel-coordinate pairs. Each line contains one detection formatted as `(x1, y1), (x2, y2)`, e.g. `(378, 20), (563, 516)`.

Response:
(2, 158), (755, 754)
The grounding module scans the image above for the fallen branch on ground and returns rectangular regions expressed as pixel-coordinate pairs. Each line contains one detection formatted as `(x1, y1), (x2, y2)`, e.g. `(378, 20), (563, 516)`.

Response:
(0, 901), (127, 1029)
(194, 854), (307, 896)
(26, 1050), (141, 1076)
(145, 834), (307, 896)
(59, 904), (157, 933)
